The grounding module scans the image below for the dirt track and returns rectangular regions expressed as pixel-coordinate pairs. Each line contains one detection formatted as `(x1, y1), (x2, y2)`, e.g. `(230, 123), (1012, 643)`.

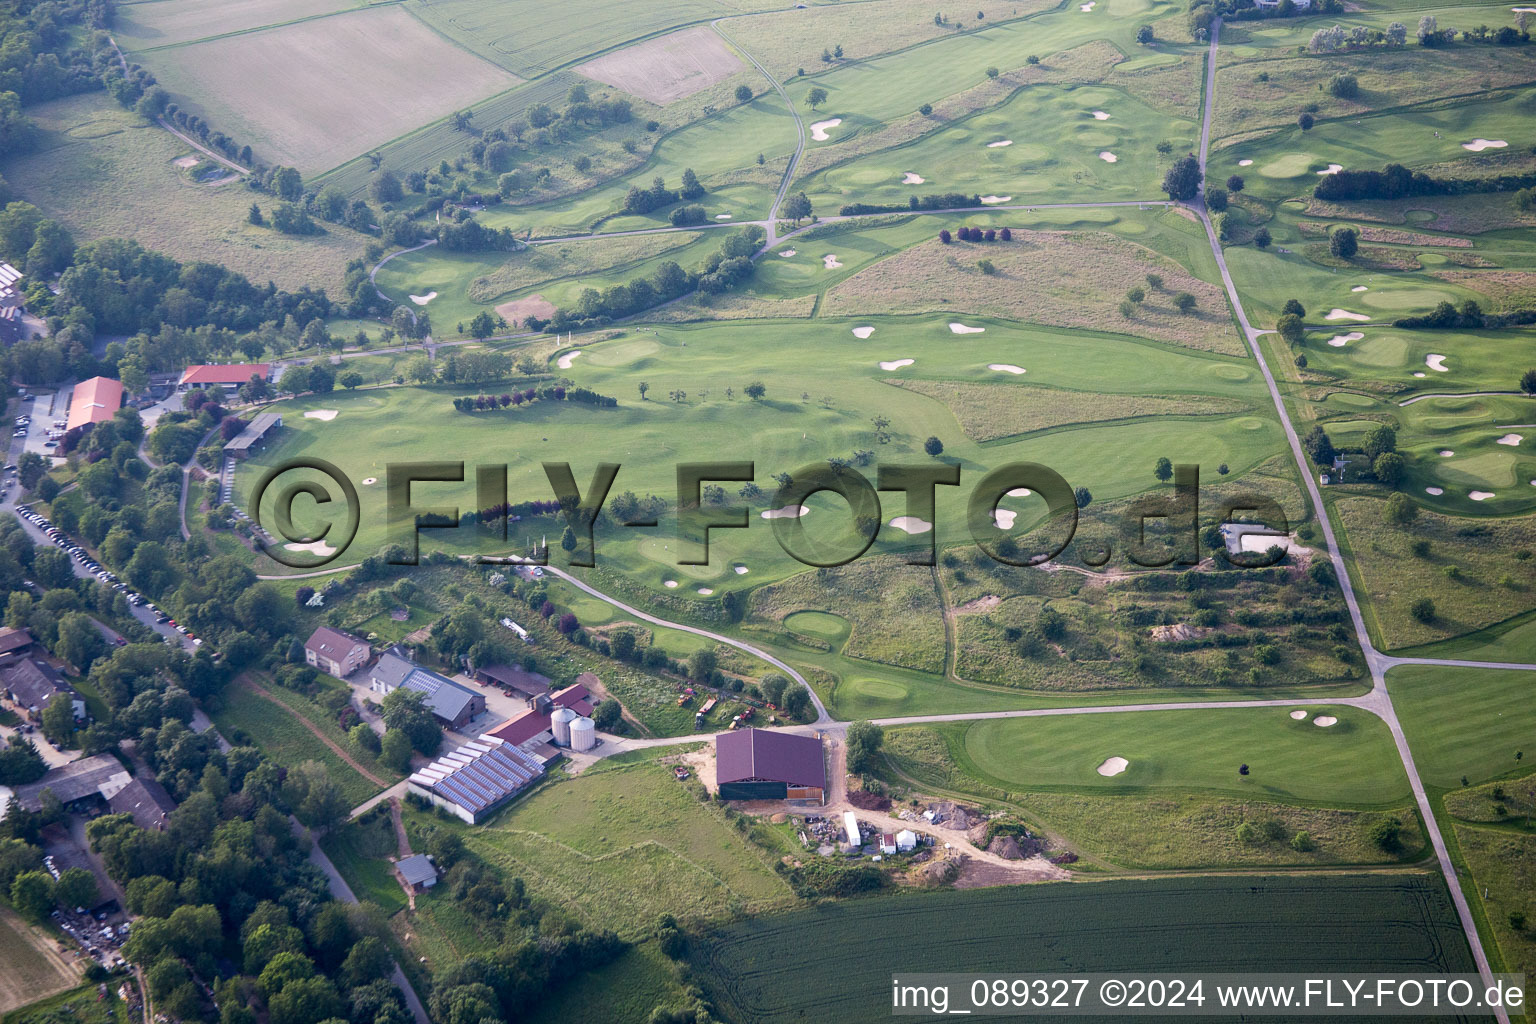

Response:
(242, 675), (389, 788)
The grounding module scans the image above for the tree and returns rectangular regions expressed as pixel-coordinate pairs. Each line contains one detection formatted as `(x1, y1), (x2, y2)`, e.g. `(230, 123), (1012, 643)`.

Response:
(560, 526), (577, 552)
(638, 381), (650, 400)
(1298, 112), (1315, 131)
(1361, 423), (1397, 463)
(1226, 175), (1245, 192)
(1136, 24), (1154, 43)
(1253, 227), (1272, 249)
(735, 84), (754, 103)
(806, 87), (828, 110)
(1386, 20), (1407, 45)
(468, 311), (496, 340)
(918, 103), (933, 116)
(369, 171), (403, 205)
(1277, 313), (1305, 346)
(985, 66), (999, 78)
(1145, 272), (1163, 291)
(744, 381), (766, 401)
(1172, 292), (1197, 314)
(41, 694), (77, 748)
(592, 698), (622, 731)
(1384, 492), (1418, 528)
(380, 689), (441, 755)
(1205, 185), (1228, 212)
(1154, 456), (1173, 482)
(380, 729), (412, 773)
(1373, 452), (1405, 486)
(1161, 154), (1202, 201)
(845, 721), (884, 773)
(784, 192), (812, 224)
(282, 761), (348, 831)
(1330, 226), (1359, 259)
(1073, 486), (1093, 509)
(1126, 286), (1145, 304)
(923, 436), (944, 457)
(1521, 368), (1536, 395)
(1416, 13), (1438, 43)
(1329, 73), (1359, 99)
(54, 867), (97, 910)
(1303, 425), (1335, 467)
(687, 648), (717, 681)
(10, 871), (53, 920)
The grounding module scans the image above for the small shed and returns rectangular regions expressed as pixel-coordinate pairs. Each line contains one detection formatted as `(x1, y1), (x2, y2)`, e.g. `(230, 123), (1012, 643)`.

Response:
(396, 854), (438, 891)
(879, 833), (898, 855)
(896, 829), (918, 852)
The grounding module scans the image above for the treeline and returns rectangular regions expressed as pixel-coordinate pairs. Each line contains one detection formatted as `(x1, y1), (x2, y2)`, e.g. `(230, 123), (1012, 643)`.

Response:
(533, 226), (766, 332)
(452, 383), (616, 412)
(1189, 0), (1343, 38)
(1315, 162), (1536, 202)
(1394, 298), (1536, 330)
(839, 192), (983, 216)
(620, 169), (706, 216)
(0, 0), (110, 161)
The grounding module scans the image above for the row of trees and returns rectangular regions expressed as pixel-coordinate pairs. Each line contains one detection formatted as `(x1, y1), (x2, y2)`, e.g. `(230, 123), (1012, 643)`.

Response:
(1316, 162), (1536, 203)
(450, 384), (617, 413)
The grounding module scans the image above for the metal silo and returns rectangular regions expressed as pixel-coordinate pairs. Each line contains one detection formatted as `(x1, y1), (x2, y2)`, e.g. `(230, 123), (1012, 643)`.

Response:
(551, 705), (577, 746)
(569, 716), (596, 752)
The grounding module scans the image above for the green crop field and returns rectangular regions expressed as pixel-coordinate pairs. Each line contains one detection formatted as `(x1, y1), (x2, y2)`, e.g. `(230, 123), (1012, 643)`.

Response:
(693, 875), (1475, 1023)
(0, 909), (79, 1015)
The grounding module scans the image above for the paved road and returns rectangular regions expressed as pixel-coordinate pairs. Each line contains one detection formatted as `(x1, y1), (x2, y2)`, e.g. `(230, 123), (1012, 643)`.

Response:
(1194, 21), (1506, 1016)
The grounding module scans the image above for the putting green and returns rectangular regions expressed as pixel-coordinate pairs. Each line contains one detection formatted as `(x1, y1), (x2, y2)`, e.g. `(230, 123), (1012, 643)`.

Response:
(1437, 452), (1517, 489)
(637, 538), (723, 580)
(1323, 391), (1378, 411)
(1404, 210), (1436, 224)
(849, 678), (910, 701)
(1259, 153), (1316, 178)
(587, 338), (661, 366)
(1208, 364), (1252, 382)
(1361, 288), (1459, 311)
(1231, 416), (1268, 431)
(784, 610), (851, 641)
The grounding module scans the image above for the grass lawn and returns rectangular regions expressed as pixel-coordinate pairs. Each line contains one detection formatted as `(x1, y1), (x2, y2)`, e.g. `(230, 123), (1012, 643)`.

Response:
(461, 755), (793, 938)
(522, 943), (689, 1024)
(1387, 665), (1536, 790)
(210, 682), (383, 807)
(319, 814), (409, 915)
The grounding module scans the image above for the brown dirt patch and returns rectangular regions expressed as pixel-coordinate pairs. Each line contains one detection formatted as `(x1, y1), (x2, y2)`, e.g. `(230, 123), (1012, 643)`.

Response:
(822, 231), (1238, 353)
(0, 905), (80, 1013)
(576, 26), (742, 105)
(495, 293), (556, 327)
(956, 594), (1001, 615)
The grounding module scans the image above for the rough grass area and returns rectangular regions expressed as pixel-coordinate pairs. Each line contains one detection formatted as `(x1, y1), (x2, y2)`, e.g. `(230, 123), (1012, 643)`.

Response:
(791, 40), (1124, 181)
(1454, 824), (1536, 993)
(210, 682), (382, 808)
(463, 759), (793, 938)
(718, 0), (1054, 79)
(890, 379), (1250, 442)
(467, 231), (704, 302)
(880, 727), (1425, 868)
(749, 557), (946, 673)
(1298, 222), (1473, 248)
(1445, 774), (1536, 826)
(693, 875), (1474, 1023)
(2, 985), (129, 1024)
(114, 0), (354, 50)
(1301, 195), (1536, 236)
(1439, 271), (1536, 311)
(524, 944), (690, 1024)
(575, 26), (743, 105)
(0, 908), (80, 1014)
(1333, 496), (1536, 651)
(820, 232), (1239, 354)
(640, 291), (818, 322)
(0, 93), (366, 293)
(149, 6), (519, 173)
(319, 815), (409, 915)
(1212, 49), (1536, 143)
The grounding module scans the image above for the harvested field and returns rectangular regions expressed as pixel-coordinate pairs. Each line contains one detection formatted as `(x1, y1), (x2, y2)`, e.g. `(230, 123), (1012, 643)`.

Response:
(577, 26), (743, 105)
(0, 906), (79, 1013)
(889, 380), (1250, 442)
(469, 231), (703, 302)
(821, 233), (1239, 354)
(149, 6), (519, 173)
(115, 0), (353, 50)
(1, 93), (366, 292)
(494, 294), (556, 326)
(407, 0), (718, 78)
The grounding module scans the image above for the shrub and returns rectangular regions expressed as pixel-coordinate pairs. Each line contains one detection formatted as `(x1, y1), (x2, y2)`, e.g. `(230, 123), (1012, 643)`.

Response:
(1410, 597), (1435, 623)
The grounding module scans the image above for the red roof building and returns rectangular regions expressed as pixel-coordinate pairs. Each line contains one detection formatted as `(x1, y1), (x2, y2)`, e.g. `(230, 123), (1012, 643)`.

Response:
(179, 363), (271, 388)
(715, 728), (825, 804)
(66, 377), (125, 431)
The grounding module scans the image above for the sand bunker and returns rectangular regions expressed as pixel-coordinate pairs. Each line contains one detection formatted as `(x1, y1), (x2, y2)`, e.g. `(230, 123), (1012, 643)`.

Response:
(733, 565), (749, 574)
(1325, 309), (1369, 321)
(1238, 158), (1253, 166)
(1426, 354), (1448, 372)
(1438, 449), (1454, 457)
(697, 587), (713, 595)
(284, 540), (338, 556)
(1313, 715), (1338, 728)
(304, 409), (338, 421)
(902, 172), (925, 184)
(1497, 434), (1523, 446)
(409, 292), (437, 305)
(1352, 285), (1368, 292)
(362, 477), (377, 486)
(1099, 151), (1118, 162)
(879, 358), (915, 370)
(949, 322), (986, 334)
(1079, 2), (1095, 10)
(778, 249), (796, 257)
(1091, 110), (1110, 120)
(1317, 164), (1343, 176)
(979, 195), (1012, 204)
(889, 516), (933, 535)
(1413, 372), (1427, 378)
(761, 504), (810, 519)
(1425, 487), (1444, 495)
(1463, 139), (1508, 152)
(1290, 710), (1308, 720)
(1326, 332), (1363, 347)
(1006, 488), (1032, 497)
(988, 363), (1026, 374)
(1470, 491), (1495, 501)
(852, 326), (875, 338)
(823, 254), (843, 268)
(992, 508), (1017, 530)
(809, 118), (841, 141)
(557, 350), (581, 369)
(714, 213), (732, 220)
(986, 139), (1013, 148)
(664, 579), (678, 588)
(1096, 756), (1127, 776)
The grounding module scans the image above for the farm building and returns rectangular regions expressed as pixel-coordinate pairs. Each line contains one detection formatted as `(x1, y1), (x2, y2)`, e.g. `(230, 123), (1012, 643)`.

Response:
(879, 834), (898, 856)
(0, 625), (35, 663)
(106, 777), (176, 831)
(2, 657), (85, 722)
(65, 376), (125, 432)
(224, 412), (284, 459)
(304, 626), (369, 678)
(896, 829), (918, 852)
(407, 740), (545, 823)
(481, 680), (599, 761)
(715, 728), (826, 804)
(473, 663), (550, 701)
(369, 646), (485, 729)
(14, 754), (131, 813)
(0, 262), (24, 345)
(395, 854), (438, 891)
(0, 305), (24, 346)
(179, 363), (271, 390)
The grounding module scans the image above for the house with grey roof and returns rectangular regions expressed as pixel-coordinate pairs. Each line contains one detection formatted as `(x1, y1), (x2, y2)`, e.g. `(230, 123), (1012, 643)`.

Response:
(2, 657), (85, 722)
(368, 646), (485, 730)
(395, 853), (438, 891)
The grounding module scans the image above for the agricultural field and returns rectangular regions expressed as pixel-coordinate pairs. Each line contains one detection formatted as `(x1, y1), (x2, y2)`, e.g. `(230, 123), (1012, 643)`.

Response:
(0, 908), (79, 1015)
(693, 875), (1476, 1023)
(113, 0), (362, 50)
